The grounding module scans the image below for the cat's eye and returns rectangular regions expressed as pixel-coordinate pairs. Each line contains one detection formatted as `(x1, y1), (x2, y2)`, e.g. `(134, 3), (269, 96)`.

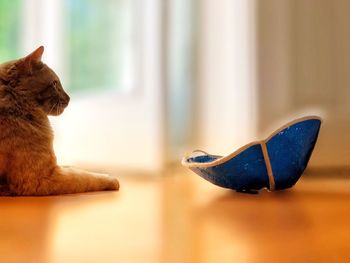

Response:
(51, 81), (59, 90)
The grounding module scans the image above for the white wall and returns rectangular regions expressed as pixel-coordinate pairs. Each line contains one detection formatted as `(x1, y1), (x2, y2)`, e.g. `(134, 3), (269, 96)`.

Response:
(195, 0), (257, 155)
(257, 0), (350, 167)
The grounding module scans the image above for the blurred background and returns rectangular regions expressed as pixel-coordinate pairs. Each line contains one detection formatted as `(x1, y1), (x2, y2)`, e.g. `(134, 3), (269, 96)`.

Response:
(0, 0), (349, 173)
(1, 1), (350, 262)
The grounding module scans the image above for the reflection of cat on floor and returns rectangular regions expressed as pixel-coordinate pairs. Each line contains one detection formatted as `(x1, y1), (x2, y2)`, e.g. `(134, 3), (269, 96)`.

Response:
(0, 46), (119, 196)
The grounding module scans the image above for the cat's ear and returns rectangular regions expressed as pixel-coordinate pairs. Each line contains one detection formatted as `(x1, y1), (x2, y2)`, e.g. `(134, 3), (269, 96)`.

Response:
(26, 46), (44, 63)
(17, 46), (44, 74)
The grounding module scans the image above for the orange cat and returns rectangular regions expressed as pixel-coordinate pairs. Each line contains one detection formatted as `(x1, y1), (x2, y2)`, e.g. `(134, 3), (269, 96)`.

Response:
(0, 46), (119, 196)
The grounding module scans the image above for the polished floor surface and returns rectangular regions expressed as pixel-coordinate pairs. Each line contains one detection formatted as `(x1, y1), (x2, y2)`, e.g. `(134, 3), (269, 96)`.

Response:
(0, 168), (350, 263)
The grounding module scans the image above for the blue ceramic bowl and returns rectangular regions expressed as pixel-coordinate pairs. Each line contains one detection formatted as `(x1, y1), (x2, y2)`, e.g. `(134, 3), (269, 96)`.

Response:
(182, 116), (322, 192)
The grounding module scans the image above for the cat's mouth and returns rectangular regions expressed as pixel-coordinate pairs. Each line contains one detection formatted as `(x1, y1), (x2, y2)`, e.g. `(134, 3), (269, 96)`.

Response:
(48, 101), (68, 116)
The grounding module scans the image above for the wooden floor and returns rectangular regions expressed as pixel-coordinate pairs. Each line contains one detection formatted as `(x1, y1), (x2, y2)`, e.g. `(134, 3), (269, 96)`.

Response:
(0, 168), (350, 263)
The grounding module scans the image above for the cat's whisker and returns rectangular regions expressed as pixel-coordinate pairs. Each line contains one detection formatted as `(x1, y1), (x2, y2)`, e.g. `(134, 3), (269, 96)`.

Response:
(52, 101), (58, 116)
(59, 101), (64, 114)
(56, 102), (60, 115)
(48, 103), (56, 115)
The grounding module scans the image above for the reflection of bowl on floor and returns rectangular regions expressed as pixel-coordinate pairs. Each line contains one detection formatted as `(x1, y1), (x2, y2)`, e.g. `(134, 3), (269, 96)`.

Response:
(182, 116), (322, 193)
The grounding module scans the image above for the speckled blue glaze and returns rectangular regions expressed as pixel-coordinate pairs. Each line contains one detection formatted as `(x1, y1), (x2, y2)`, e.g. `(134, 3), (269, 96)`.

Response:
(266, 119), (321, 190)
(183, 117), (321, 192)
(188, 144), (269, 192)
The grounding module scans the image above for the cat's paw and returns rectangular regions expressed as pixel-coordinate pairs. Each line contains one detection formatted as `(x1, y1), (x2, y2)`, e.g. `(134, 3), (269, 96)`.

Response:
(107, 177), (120, 191)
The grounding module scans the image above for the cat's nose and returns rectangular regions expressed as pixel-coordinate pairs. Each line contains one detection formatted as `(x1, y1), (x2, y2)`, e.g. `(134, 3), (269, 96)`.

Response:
(62, 94), (70, 106)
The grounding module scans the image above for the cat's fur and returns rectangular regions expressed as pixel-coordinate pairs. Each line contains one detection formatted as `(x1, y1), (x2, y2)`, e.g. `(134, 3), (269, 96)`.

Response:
(0, 46), (119, 196)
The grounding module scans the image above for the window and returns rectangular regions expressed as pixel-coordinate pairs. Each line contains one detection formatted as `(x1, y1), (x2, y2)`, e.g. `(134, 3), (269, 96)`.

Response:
(0, 0), (136, 95)
(0, 0), (165, 171)
(65, 0), (135, 93)
(0, 0), (22, 61)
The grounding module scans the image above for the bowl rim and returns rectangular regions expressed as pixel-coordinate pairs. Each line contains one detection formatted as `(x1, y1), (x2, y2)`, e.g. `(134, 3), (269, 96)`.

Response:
(182, 115), (322, 168)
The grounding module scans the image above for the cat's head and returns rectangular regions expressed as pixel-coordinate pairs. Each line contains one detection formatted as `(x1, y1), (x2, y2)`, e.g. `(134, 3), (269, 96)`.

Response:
(1, 46), (70, 116)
